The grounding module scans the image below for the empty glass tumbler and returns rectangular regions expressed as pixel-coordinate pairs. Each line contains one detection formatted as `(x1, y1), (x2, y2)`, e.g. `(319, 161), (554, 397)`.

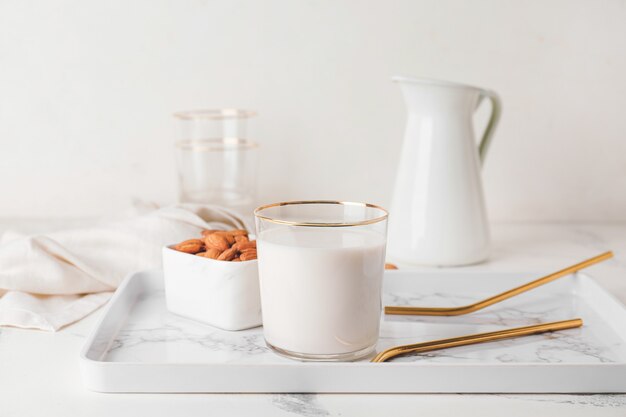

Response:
(174, 109), (258, 214)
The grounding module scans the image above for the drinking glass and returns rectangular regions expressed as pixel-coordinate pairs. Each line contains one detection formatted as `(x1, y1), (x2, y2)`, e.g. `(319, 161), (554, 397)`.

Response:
(174, 109), (258, 215)
(254, 201), (388, 361)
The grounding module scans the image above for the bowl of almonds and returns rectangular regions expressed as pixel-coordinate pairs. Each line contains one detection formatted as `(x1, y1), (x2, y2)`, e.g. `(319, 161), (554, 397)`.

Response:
(162, 229), (262, 331)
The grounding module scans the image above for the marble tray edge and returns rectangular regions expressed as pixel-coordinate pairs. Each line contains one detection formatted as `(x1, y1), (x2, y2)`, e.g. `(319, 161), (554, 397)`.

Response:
(79, 269), (626, 393)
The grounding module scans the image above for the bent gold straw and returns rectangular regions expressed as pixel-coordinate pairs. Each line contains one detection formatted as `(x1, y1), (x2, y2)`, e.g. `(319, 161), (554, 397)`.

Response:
(385, 251), (613, 317)
(371, 318), (583, 363)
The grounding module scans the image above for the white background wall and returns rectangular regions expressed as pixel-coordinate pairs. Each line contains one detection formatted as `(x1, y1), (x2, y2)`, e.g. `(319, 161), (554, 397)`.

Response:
(1, 0), (625, 221)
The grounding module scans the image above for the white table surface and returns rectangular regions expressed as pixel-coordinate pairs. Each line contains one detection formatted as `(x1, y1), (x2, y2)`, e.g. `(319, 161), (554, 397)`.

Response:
(2, 221), (626, 416)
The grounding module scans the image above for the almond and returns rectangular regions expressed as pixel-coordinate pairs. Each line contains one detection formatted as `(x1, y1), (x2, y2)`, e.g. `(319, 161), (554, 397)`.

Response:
(173, 239), (204, 254)
(240, 251), (257, 261)
(205, 233), (230, 251)
(217, 247), (238, 261)
(213, 231), (236, 245)
(385, 263), (398, 270)
(230, 229), (248, 237)
(197, 248), (222, 259)
(201, 229), (218, 238)
(233, 240), (256, 251)
(234, 235), (249, 244)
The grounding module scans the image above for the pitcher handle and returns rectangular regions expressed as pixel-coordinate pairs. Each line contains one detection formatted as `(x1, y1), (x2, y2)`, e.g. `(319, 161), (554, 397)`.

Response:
(477, 89), (502, 163)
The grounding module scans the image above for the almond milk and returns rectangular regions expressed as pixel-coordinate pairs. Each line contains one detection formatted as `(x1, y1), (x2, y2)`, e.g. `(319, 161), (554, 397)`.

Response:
(257, 227), (386, 357)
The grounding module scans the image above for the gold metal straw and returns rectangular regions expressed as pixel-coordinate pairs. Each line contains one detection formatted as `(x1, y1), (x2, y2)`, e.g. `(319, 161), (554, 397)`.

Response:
(385, 251), (613, 317)
(371, 318), (583, 363)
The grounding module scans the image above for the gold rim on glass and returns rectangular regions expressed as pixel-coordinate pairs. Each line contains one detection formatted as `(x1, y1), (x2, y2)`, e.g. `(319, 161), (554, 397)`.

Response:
(254, 200), (389, 227)
(175, 138), (259, 151)
(173, 109), (257, 120)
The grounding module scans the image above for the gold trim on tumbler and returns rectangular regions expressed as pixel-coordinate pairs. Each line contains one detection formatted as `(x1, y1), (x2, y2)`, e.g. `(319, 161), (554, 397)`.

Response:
(254, 200), (389, 227)
(175, 138), (259, 152)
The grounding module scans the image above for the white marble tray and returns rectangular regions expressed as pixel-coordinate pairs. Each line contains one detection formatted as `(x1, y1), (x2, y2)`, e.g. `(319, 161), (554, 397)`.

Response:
(80, 270), (626, 393)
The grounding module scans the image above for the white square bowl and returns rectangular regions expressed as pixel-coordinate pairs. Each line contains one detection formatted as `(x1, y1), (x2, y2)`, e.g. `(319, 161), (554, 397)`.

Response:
(162, 245), (262, 331)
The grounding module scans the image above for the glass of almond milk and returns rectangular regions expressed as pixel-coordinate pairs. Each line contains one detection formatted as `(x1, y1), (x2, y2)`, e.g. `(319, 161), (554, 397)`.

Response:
(254, 201), (388, 361)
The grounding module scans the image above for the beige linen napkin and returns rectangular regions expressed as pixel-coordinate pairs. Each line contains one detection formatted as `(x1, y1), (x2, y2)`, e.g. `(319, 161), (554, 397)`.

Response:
(0, 204), (249, 331)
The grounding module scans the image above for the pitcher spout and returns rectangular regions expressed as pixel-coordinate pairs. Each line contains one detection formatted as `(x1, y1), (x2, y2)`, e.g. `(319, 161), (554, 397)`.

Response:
(391, 75), (483, 91)
(392, 76), (482, 114)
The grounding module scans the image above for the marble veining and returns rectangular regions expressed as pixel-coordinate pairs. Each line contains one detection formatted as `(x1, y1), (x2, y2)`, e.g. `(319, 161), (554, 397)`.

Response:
(496, 394), (626, 408)
(4, 222), (626, 415)
(103, 273), (626, 366)
(272, 394), (331, 417)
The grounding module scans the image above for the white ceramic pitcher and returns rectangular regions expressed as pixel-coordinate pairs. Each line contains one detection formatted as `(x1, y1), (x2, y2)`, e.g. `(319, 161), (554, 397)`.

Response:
(387, 76), (501, 266)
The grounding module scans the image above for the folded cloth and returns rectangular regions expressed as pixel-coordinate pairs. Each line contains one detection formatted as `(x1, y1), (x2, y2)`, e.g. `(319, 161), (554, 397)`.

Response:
(0, 204), (249, 331)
